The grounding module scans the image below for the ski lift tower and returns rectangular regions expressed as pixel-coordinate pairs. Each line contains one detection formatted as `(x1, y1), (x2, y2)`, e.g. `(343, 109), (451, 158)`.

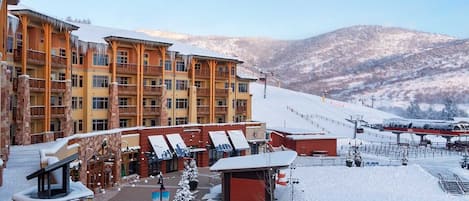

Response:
(260, 71), (274, 99)
(347, 114), (364, 167)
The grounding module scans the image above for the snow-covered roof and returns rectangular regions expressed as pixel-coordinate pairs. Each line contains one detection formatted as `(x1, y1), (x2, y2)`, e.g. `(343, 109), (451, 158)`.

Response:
(148, 135), (173, 160)
(286, 135), (339, 140)
(210, 150), (297, 171)
(227, 130), (250, 150)
(208, 131), (233, 152)
(236, 71), (258, 81)
(12, 181), (93, 201)
(268, 127), (325, 135)
(8, 4), (78, 31)
(165, 133), (189, 157)
(71, 22), (241, 62)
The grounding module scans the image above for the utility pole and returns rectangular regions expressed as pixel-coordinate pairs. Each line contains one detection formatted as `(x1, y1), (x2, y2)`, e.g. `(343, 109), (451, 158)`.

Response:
(371, 95), (376, 108)
(322, 90), (328, 103)
(260, 71), (273, 99)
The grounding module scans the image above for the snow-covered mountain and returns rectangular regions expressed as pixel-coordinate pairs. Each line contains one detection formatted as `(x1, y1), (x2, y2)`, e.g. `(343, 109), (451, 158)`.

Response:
(140, 25), (468, 109)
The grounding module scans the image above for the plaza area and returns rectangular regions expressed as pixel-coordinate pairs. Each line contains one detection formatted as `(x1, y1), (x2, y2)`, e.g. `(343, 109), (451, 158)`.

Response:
(94, 167), (220, 201)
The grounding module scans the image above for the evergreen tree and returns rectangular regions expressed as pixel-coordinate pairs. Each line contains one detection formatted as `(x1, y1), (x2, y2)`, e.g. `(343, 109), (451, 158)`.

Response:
(187, 159), (198, 183)
(441, 98), (468, 120)
(406, 100), (423, 119)
(173, 170), (194, 201)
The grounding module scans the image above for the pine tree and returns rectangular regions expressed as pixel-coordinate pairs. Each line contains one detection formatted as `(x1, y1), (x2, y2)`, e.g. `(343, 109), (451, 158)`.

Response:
(187, 159), (198, 183)
(441, 98), (468, 120)
(406, 100), (423, 119)
(173, 170), (194, 201)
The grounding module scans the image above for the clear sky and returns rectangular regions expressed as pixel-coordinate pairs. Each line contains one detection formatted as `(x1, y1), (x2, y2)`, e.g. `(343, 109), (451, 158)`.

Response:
(18, 0), (469, 39)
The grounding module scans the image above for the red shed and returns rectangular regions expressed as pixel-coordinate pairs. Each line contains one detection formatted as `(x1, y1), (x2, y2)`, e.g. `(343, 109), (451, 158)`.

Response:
(269, 127), (338, 156)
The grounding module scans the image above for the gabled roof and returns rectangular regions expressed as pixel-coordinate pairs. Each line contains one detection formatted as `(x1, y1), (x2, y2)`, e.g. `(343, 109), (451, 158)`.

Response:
(8, 4), (79, 31)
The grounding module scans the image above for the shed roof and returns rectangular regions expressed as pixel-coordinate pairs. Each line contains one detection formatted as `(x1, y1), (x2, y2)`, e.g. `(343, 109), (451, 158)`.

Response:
(210, 151), (297, 172)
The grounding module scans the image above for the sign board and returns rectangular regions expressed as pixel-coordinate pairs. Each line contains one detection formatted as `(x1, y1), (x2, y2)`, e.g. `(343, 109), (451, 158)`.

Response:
(152, 191), (170, 201)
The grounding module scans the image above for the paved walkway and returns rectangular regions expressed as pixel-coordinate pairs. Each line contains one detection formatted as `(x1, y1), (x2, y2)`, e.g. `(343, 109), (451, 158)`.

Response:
(95, 167), (221, 201)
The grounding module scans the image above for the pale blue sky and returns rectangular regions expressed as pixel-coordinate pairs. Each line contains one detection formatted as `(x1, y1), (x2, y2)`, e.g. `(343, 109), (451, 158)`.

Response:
(18, 0), (469, 39)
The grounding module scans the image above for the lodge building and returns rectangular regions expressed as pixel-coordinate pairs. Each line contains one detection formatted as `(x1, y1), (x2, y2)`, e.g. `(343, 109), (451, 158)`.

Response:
(0, 3), (261, 189)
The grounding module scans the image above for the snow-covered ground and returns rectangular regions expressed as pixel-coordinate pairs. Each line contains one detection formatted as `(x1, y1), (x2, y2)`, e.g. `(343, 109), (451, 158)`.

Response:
(275, 165), (465, 201)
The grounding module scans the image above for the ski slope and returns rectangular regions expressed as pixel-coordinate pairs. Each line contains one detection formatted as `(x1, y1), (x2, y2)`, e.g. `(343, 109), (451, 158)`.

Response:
(250, 83), (438, 144)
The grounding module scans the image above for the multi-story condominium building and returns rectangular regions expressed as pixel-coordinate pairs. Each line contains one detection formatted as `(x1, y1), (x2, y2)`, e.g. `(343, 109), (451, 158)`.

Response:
(2, 4), (255, 146)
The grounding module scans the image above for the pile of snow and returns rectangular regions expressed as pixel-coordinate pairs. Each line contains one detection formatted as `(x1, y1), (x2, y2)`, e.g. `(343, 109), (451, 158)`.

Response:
(276, 165), (462, 201)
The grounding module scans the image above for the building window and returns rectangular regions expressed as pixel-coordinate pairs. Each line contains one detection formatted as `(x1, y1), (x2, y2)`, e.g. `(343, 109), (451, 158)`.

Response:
(117, 50), (128, 64)
(16, 33), (22, 49)
(143, 53), (149, 66)
(59, 73), (66, 81)
(195, 63), (201, 70)
(72, 52), (78, 64)
(72, 74), (78, 87)
(217, 116), (225, 123)
(93, 75), (109, 87)
(167, 117), (172, 126)
(167, 98), (172, 109)
(59, 48), (66, 57)
(79, 53), (84, 65)
(231, 83), (235, 92)
(176, 61), (186, 72)
(150, 119), (157, 126)
(79, 76), (83, 87)
(165, 60), (171, 71)
(93, 54), (109, 66)
(231, 66), (236, 76)
(6, 36), (13, 53)
(72, 97), (83, 109)
(119, 119), (129, 128)
(175, 99), (188, 109)
(175, 80), (188, 90)
(238, 83), (248, 93)
(92, 119), (108, 131)
(250, 143), (259, 155)
(175, 117), (188, 125)
(164, 79), (172, 90)
(119, 97), (129, 106)
(73, 120), (83, 134)
(194, 81), (202, 88)
(117, 77), (129, 85)
(92, 97), (108, 109)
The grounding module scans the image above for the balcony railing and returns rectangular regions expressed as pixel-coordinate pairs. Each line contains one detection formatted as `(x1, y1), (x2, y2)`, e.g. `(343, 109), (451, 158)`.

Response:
(143, 65), (163, 76)
(31, 132), (45, 144)
(143, 106), (160, 115)
(51, 106), (66, 117)
(52, 55), (67, 68)
(197, 105), (210, 115)
(143, 85), (163, 96)
(215, 88), (229, 97)
(197, 88), (210, 97)
(114, 63), (138, 74)
(31, 106), (45, 118)
(118, 84), (137, 95)
(51, 80), (67, 93)
(236, 106), (247, 114)
(30, 78), (46, 92)
(13, 49), (46, 65)
(119, 105), (137, 116)
(195, 69), (210, 78)
(215, 106), (228, 114)
(216, 71), (229, 79)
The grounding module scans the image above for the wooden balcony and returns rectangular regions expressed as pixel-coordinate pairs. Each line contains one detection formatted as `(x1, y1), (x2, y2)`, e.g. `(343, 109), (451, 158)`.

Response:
(143, 85), (163, 96)
(29, 78), (46, 92)
(197, 105), (210, 115)
(197, 88), (210, 97)
(31, 106), (45, 118)
(14, 49), (46, 66)
(51, 106), (66, 118)
(195, 69), (210, 78)
(215, 88), (229, 97)
(118, 84), (137, 95)
(31, 132), (45, 144)
(215, 106), (228, 114)
(143, 106), (160, 116)
(215, 71), (229, 80)
(114, 63), (138, 74)
(51, 80), (67, 93)
(119, 105), (137, 116)
(236, 106), (247, 114)
(143, 65), (163, 76)
(51, 55), (67, 68)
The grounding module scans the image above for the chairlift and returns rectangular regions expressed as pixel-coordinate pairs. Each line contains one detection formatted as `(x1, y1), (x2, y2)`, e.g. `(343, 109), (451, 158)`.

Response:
(356, 127), (364, 134)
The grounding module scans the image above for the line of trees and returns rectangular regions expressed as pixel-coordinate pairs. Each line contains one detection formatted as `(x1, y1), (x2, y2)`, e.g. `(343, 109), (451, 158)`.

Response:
(405, 98), (468, 120)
